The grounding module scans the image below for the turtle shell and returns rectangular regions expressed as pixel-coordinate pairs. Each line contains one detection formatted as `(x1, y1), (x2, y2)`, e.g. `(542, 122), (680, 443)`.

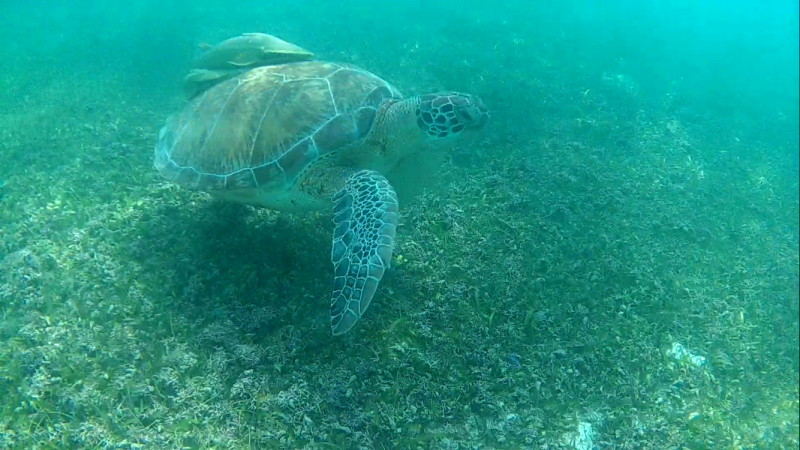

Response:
(155, 61), (403, 192)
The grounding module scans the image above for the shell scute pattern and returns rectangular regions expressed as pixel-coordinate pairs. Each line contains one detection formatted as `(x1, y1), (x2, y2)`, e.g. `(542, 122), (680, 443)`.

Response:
(277, 137), (318, 181)
(156, 61), (402, 192)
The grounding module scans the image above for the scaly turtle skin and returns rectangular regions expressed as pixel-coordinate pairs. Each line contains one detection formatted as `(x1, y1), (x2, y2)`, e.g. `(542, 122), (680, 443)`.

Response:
(155, 60), (489, 335)
(183, 32), (313, 99)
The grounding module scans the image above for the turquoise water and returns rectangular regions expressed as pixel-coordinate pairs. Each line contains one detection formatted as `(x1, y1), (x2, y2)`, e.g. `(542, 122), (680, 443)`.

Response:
(0, 1), (798, 448)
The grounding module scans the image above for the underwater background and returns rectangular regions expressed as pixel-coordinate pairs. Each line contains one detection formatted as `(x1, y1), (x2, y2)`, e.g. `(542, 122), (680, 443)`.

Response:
(0, 0), (798, 448)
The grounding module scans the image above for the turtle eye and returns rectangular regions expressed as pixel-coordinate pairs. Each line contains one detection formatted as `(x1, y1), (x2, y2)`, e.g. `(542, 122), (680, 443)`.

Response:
(456, 105), (478, 124)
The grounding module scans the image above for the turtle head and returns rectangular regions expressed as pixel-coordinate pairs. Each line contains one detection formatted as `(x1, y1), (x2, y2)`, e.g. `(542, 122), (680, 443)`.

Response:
(376, 91), (488, 166)
(415, 92), (490, 138)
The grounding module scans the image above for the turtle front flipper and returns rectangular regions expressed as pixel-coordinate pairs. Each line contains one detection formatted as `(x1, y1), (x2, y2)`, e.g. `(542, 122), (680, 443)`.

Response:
(329, 170), (399, 335)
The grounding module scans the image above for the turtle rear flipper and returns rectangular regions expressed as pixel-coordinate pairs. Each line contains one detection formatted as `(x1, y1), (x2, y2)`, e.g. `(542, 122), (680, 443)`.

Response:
(329, 170), (399, 336)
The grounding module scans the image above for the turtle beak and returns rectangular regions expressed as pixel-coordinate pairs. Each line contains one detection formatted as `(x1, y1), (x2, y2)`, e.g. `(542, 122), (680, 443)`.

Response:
(461, 96), (490, 130)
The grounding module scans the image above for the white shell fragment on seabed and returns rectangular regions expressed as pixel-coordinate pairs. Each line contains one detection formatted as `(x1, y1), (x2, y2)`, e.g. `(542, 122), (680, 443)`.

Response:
(563, 421), (595, 450)
(668, 342), (707, 367)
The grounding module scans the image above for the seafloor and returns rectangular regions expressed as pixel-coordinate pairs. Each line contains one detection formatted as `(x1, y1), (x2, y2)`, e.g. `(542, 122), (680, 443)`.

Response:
(1, 10), (799, 450)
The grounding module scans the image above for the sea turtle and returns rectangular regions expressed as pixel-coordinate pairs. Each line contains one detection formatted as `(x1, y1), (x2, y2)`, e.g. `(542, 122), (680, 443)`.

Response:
(155, 60), (489, 335)
(183, 32), (313, 99)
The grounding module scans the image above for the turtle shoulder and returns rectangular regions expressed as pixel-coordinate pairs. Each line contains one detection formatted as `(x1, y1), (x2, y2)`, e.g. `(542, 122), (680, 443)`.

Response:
(155, 61), (402, 193)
